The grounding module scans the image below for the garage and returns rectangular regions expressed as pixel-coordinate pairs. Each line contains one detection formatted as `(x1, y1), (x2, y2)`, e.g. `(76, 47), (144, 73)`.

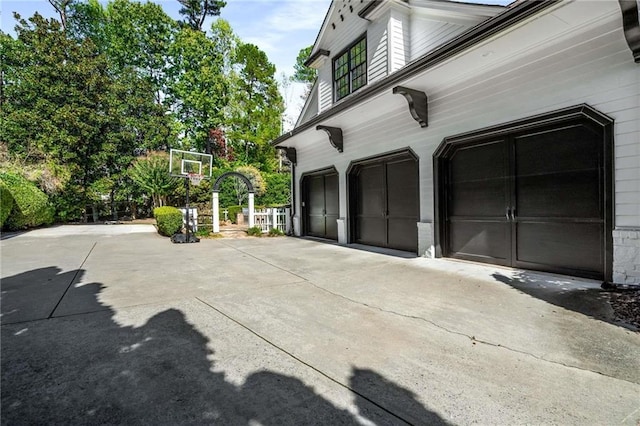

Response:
(434, 106), (613, 281)
(349, 151), (419, 252)
(302, 169), (339, 240)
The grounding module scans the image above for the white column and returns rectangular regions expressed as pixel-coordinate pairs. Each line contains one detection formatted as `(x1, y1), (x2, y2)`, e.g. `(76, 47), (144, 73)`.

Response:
(248, 193), (255, 228)
(272, 208), (278, 231)
(212, 192), (220, 233)
(285, 208), (291, 234)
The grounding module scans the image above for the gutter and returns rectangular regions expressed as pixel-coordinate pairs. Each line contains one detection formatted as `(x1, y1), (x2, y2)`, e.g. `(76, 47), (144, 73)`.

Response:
(272, 0), (559, 146)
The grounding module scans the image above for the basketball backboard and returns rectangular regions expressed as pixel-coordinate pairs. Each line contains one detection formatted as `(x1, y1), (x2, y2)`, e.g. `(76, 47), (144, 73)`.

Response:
(169, 149), (213, 178)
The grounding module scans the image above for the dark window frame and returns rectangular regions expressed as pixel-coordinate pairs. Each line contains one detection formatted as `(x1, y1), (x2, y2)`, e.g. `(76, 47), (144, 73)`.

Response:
(333, 35), (367, 102)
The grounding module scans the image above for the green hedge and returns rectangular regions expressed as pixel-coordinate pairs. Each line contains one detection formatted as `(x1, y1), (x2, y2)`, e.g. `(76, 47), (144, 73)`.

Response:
(0, 180), (14, 228)
(153, 206), (183, 236)
(220, 205), (243, 223)
(0, 172), (54, 230)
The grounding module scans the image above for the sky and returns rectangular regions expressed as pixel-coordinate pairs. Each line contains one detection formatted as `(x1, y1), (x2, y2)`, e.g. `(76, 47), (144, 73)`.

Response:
(0, 0), (510, 126)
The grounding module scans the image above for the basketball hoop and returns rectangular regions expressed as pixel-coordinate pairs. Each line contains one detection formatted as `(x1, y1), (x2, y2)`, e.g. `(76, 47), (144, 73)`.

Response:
(188, 173), (204, 186)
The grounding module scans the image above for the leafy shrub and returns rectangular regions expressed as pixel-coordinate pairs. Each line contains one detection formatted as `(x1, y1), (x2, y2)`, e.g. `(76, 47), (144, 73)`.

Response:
(153, 206), (183, 236)
(0, 172), (54, 230)
(267, 228), (284, 237)
(221, 205), (243, 223)
(247, 226), (262, 237)
(0, 181), (14, 228)
(195, 227), (211, 237)
(130, 152), (180, 209)
(257, 172), (290, 206)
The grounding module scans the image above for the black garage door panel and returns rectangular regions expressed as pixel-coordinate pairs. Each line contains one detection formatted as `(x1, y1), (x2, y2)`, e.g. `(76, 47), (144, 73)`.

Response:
(324, 174), (339, 240)
(356, 164), (386, 246)
(450, 141), (507, 217)
(353, 154), (418, 252)
(308, 176), (326, 236)
(449, 220), (509, 261)
(448, 140), (509, 262)
(444, 121), (605, 279)
(515, 126), (601, 218)
(516, 222), (603, 273)
(304, 172), (339, 240)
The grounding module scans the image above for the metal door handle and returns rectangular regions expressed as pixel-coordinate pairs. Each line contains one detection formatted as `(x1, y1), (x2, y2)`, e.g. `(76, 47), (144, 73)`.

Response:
(505, 207), (510, 221)
(511, 208), (516, 221)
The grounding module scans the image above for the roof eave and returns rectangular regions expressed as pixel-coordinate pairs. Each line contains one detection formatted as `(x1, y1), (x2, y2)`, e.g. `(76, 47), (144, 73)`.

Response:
(272, 0), (560, 146)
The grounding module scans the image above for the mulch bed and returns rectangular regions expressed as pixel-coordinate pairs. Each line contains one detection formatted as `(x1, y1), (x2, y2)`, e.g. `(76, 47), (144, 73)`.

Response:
(609, 291), (640, 330)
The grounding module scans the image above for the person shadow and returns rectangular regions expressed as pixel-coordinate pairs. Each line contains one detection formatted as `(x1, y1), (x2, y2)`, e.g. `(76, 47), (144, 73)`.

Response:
(1, 267), (449, 425)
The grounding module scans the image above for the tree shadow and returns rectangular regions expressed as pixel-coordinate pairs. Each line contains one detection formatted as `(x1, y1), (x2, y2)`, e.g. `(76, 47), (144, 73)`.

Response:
(1, 267), (448, 425)
(491, 270), (627, 329)
(1, 266), (81, 324)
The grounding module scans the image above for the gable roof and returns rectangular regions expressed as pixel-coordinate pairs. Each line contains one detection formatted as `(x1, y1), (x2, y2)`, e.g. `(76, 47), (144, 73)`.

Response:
(274, 0), (558, 146)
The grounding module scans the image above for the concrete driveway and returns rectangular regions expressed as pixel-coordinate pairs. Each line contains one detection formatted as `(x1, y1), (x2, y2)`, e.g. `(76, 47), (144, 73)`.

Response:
(2, 225), (639, 425)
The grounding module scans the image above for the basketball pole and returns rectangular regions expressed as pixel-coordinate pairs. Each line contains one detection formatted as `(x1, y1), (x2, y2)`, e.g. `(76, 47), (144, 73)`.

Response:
(185, 177), (191, 243)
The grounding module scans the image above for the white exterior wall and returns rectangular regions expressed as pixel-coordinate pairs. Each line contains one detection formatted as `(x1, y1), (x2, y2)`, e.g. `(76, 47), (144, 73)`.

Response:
(368, 15), (389, 84)
(389, 9), (410, 73)
(316, 12), (368, 111)
(409, 15), (466, 61)
(317, 66), (332, 113)
(290, 1), (639, 282)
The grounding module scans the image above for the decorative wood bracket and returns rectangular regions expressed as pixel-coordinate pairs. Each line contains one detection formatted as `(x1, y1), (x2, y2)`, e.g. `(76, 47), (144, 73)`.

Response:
(316, 125), (344, 153)
(275, 146), (297, 165)
(619, 0), (640, 63)
(392, 86), (428, 128)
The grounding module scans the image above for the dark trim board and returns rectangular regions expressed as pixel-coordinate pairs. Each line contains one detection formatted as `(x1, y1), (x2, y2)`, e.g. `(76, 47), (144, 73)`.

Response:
(345, 147), (419, 174)
(433, 104), (614, 282)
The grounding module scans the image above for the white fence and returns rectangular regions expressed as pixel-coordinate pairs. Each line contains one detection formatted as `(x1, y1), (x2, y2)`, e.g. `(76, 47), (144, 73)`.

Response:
(179, 208), (198, 231)
(253, 207), (291, 233)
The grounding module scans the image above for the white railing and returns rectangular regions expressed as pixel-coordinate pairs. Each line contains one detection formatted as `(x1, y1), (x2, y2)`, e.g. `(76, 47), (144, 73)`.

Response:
(253, 207), (291, 233)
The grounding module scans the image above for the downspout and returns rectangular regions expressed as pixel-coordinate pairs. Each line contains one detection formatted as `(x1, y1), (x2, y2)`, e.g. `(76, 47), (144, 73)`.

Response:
(289, 163), (296, 236)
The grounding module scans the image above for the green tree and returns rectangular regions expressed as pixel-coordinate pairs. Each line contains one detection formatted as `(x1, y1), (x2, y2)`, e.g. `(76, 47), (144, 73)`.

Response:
(256, 172), (290, 206)
(291, 45), (316, 98)
(168, 21), (236, 152)
(228, 43), (284, 171)
(178, 0), (226, 31)
(68, 0), (178, 105)
(48, 0), (74, 30)
(233, 165), (265, 206)
(1, 14), (161, 220)
(129, 152), (179, 208)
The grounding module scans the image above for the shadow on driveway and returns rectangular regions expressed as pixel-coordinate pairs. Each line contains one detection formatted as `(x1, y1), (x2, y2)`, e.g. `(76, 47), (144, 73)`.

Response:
(1, 267), (449, 425)
(491, 271), (629, 329)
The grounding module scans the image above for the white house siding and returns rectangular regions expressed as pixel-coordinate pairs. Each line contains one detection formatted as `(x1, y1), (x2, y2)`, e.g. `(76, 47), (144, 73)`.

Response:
(290, 1), (639, 283)
(317, 66), (332, 113)
(368, 16), (389, 84)
(316, 12), (368, 111)
(388, 9), (410, 73)
(409, 15), (466, 61)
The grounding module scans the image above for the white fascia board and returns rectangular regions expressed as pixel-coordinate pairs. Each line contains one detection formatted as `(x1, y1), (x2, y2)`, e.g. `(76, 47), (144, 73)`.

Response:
(308, 2), (337, 60)
(365, 0), (411, 21)
(409, 0), (504, 24)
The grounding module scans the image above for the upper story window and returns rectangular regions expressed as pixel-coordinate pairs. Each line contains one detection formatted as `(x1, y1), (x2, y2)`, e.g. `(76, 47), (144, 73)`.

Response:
(333, 36), (367, 101)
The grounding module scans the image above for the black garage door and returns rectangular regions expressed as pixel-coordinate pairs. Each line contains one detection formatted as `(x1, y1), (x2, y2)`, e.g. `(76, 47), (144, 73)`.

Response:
(303, 171), (339, 240)
(437, 110), (612, 281)
(350, 153), (419, 252)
